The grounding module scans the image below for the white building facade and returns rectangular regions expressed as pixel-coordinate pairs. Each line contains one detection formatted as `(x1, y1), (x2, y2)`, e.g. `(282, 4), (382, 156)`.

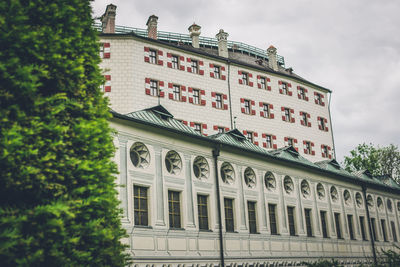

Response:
(98, 4), (400, 266)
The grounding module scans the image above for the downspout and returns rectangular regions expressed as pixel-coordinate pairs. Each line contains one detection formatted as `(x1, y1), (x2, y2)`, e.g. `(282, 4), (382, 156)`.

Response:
(328, 91), (337, 159)
(227, 60), (234, 130)
(212, 146), (225, 267)
(362, 184), (377, 265)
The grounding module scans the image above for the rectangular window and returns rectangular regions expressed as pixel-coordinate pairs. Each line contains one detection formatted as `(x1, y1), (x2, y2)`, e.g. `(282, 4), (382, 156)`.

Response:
(334, 213), (342, 239)
(315, 92), (323, 105)
(265, 135), (273, 148)
(168, 191), (181, 229)
(260, 77), (266, 89)
(287, 206), (296, 236)
(322, 145), (329, 158)
(134, 186), (148, 226)
(281, 82), (288, 94)
(193, 123), (202, 134)
(319, 117), (326, 131)
(381, 219), (388, 242)
(248, 201), (257, 234)
(191, 60), (199, 74)
(216, 94), (223, 109)
(197, 195), (209, 230)
(242, 72), (249, 85)
(268, 204), (278, 235)
(305, 208), (313, 237)
(302, 112), (308, 125)
(284, 108), (291, 121)
(299, 87), (306, 100)
(193, 89), (200, 105)
(360, 216), (367, 241)
(287, 138), (294, 147)
(244, 99), (251, 114)
(173, 85), (181, 101)
(320, 211), (328, 238)
(214, 66), (221, 79)
(224, 198), (235, 232)
(263, 104), (270, 118)
(348, 215), (355, 240)
(172, 55), (179, 69)
(371, 218), (378, 241)
(149, 49), (157, 64)
(305, 141), (312, 154)
(246, 131), (254, 143)
(391, 221), (397, 242)
(218, 127), (225, 134)
(150, 80), (159, 96)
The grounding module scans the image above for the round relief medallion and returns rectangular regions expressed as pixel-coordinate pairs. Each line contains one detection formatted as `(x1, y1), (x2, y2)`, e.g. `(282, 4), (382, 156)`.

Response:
(165, 150), (182, 175)
(220, 162), (235, 184)
(316, 183), (325, 200)
(193, 156), (209, 180)
(301, 180), (310, 198)
(330, 186), (338, 202)
(244, 167), (256, 188)
(284, 176), (294, 194)
(264, 172), (276, 191)
(130, 142), (150, 168)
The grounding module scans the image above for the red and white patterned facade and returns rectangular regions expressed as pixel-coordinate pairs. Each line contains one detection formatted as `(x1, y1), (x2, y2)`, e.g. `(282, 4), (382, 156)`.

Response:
(99, 27), (334, 162)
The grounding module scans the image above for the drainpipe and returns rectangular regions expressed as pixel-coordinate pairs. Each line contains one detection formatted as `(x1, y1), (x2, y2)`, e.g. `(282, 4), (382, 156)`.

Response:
(362, 184), (377, 265)
(212, 146), (225, 267)
(227, 60), (233, 130)
(327, 91), (337, 159)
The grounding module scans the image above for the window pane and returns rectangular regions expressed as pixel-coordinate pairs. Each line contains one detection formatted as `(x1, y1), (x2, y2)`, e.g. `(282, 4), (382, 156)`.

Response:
(198, 195), (209, 230)
(287, 207), (296, 236)
(134, 186), (148, 226)
(224, 198), (234, 232)
(168, 191), (181, 228)
(305, 209), (313, 237)
(334, 213), (342, 239)
(268, 204), (278, 235)
(248, 201), (257, 234)
(320, 211), (328, 238)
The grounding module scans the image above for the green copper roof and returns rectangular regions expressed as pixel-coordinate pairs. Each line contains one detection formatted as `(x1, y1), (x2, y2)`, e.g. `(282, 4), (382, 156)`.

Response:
(112, 106), (400, 192)
(123, 105), (202, 136)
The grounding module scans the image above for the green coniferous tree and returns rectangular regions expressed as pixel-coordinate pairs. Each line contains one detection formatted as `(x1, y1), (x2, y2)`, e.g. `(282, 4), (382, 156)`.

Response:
(0, 0), (128, 265)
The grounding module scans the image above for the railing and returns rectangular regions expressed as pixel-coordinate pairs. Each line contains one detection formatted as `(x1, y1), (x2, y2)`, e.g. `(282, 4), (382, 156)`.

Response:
(94, 22), (285, 66)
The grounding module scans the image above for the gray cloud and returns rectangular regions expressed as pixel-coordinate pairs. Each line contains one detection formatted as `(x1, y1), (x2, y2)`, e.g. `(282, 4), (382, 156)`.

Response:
(93, 0), (400, 162)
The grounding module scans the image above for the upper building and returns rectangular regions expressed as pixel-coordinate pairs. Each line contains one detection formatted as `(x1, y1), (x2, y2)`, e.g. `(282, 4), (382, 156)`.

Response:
(97, 4), (334, 162)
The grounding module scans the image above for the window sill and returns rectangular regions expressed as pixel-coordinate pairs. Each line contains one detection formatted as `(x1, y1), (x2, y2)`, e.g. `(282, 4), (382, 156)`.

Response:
(169, 227), (185, 231)
(134, 225), (153, 229)
(226, 231), (238, 234)
(199, 229), (213, 232)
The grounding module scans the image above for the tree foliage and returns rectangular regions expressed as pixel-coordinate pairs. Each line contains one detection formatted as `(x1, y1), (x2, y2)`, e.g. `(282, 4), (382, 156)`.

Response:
(0, 0), (128, 265)
(344, 143), (400, 182)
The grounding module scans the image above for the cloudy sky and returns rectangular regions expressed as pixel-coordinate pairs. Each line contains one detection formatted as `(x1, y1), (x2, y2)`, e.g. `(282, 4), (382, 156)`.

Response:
(92, 0), (400, 162)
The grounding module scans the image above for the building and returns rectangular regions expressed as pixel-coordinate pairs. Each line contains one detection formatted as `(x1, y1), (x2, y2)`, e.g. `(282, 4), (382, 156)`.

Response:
(99, 4), (400, 266)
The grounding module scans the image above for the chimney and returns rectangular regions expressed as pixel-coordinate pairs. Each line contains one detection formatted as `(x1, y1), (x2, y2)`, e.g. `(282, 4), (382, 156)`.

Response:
(101, 4), (116, 34)
(215, 29), (229, 58)
(146, 15), (158, 39)
(267, 45), (279, 71)
(188, 23), (201, 48)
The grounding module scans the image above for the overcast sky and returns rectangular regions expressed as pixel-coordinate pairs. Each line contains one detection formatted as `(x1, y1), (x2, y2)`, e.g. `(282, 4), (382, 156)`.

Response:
(92, 0), (400, 163)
